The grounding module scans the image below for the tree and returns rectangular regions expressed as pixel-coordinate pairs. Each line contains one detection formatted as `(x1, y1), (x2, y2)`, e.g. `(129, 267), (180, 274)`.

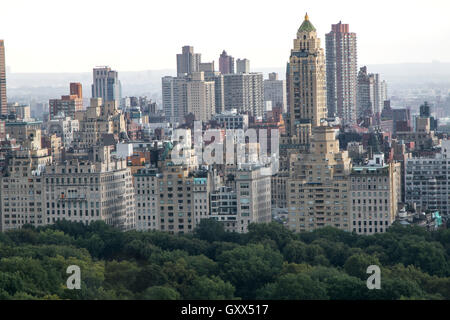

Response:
(217, 244), (283, 299)
(184, 276), (235, 300)
(282, 240), (308, 264)
(194, 219), (226, 243)
(247, 223), (295, 251)
(344, 254), (381, 280)
(141, 286), (180, 300)
(257, 273), (328, 300)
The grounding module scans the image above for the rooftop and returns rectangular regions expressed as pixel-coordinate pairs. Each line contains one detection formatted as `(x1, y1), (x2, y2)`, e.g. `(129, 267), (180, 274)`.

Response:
(298, 13), (316, 33)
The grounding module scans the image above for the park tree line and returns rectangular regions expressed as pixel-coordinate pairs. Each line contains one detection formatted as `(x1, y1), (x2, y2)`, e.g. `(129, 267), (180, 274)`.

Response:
(0, 219), (449, 300)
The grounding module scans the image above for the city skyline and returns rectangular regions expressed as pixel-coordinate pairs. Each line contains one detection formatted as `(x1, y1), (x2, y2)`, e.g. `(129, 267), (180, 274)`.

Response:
(1, 0), (450, 73)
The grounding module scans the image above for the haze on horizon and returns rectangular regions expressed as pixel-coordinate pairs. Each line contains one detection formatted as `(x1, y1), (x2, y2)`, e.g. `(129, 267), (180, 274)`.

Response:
(1, 0), (450, 73)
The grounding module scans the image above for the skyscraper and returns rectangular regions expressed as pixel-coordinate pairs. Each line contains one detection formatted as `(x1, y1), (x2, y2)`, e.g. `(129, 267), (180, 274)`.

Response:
(176, 46), (201, 76)
(49, 83), (84, 119)
(356, 66), (373, 118)
(325, 21), (357, 124)
(357, 66), (387, 119)
(287, 14), (327, 141)
(219, 50), (234, 75)
(264, 73), (287, 113)
(0, 40), (7, 115)
(223, 73), (264, 117)
(91, 66), (120, 103)
(287, 126), (352, 232)
(162, 73), (216, 123)
(236, 58), (250, 74)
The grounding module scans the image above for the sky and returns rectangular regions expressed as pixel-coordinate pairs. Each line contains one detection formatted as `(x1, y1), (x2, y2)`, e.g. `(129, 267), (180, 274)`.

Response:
(1, 0), (450, 73)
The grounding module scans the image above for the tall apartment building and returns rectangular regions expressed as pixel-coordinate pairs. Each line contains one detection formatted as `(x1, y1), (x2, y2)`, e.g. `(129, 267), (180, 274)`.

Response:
(186, 72), (216, 121)
(134, 167), (160, 231)
(162, 73), (216, 123)
(223, 73), (264, 117)
(91, 66), (121, 103)
(0, 148), (52, 232)
(325, 22), (357, 124)
(236, 58), (250, 74)
(0, 40), (7, 115)
(162, 76), (187, 123)
(372, 74), (386, 116)
(356, 66), (373, 118)
(350, 154), (401, 235)
(177, 46), (201, 76)
(193, 175), (211, 225)
(1, 145), (135, 232)
(235, 166), (272, 233)
(357, 67), (387, 118)
(287, 14), (327, 140)
(264, 73), (287, 113)
(157, 163), (196, 234)
(210, 186), (238, 232)
(219, 50), (234, 74)
(405, 140), (450, 217)
(49, 83), (84, 119)
(287, 126), (352, 232)
(220, 166), (272, 233)
(205, 72), (225, 114)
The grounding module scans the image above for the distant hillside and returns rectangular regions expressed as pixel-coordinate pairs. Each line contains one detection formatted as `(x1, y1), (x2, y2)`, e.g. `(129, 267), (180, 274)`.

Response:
(6, 63), (450, 104)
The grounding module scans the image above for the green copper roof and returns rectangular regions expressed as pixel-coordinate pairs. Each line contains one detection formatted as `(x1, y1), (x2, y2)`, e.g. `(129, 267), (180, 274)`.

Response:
(298, 13), (316, 32)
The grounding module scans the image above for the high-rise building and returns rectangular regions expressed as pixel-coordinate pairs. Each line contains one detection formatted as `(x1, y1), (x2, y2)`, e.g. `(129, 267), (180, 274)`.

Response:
(372, 74), (385, 116)
(133, 167), (160, 231)
(264, 72), (287, 113)
(176, 46), (201, 76)
(186, 72), (216, 122)
(357, 67), (386, 119)
(325, 22), (357, 124)
(356, 66), (373, 118)
(287, 126), (352, 232)
(162, 76), (187, 123)
(91, 66), (120, 103)
(219, 50), (234, 75)
(223, 73), (264, 117)
(205, 72), (225, 115)
(49, 83), (84, 119)
(287, 14), (327, 140)
(236, 58), (250, 74)
(350, 153), (401, 235)
(162, 73), (216, 123)
(405, 140), (450, 217)
(0, 40), (7, 115)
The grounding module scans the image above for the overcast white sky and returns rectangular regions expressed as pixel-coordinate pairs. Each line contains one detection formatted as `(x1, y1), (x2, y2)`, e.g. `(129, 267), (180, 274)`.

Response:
(1, 0), (450, 73)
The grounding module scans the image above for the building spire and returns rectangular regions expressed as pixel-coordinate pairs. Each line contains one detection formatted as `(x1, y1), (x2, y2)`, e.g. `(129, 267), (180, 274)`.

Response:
(298, 13), (316, 33)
